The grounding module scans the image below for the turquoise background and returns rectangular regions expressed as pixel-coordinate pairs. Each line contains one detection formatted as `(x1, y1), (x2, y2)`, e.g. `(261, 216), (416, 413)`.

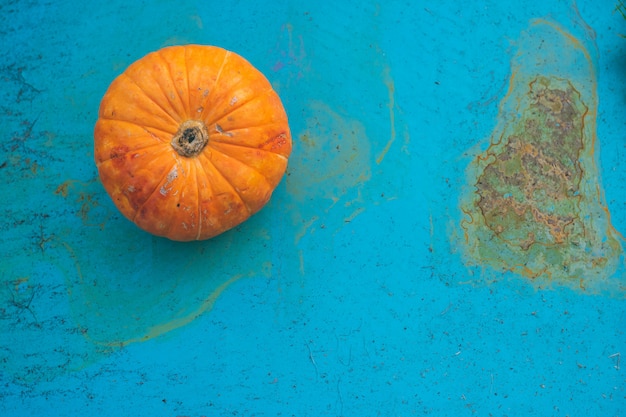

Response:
(1, 0), (625, 415)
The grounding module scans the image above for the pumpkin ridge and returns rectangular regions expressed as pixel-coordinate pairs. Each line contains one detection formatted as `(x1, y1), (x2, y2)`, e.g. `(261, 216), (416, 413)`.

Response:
(121, 72), (181, 125)
(192, 159), (204, 240)
(215, 123), (287, 135)
(98, 116), (178, 137)
(94, 119), (172, 165)
(155, 156), (192, 238)
(204, 148), (275, 214)
(209, 133), (290, 159)
(131, 154), (180, 223)
(172, 157), (200, 240)
(214, 51), (231, 92)
(210, 141), (288, 166)
(96, 143), (174, 173)
(157, 48), (190, 117)
(205, 85), (275, 126)
(196, 152), (251, 214)
(183, 46), (192, 120)
(100, 116), (176, 136)
(196, 50), (231, 125)
(141, 125), (177, 144)
(95, 140), (166, 167)
(208, 144), (274, 186)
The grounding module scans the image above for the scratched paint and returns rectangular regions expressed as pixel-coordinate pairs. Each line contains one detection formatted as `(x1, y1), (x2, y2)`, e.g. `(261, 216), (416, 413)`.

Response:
(458, 18), (624, 293)
(0, 176), (275, 384)
(4, 2), (626, 416)
(0, 243), (96, 383)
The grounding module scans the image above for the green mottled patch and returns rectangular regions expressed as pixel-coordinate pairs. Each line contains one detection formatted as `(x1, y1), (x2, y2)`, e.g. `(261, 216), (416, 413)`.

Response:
(476, 77), (584, 250)
(459, 19), (623, 292)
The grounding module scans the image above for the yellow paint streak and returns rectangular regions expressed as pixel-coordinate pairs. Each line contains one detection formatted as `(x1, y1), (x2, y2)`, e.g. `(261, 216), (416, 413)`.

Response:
(530, 18), (594, 69)
(343, 207), (366, 224)
(376, 66), (396, 164)
(596, 182), (626, 241)
(61, 239), (244, 347)
(295, 215), (319, 244)
(298, 250), (305, 275)
(124, 274), (243, 346)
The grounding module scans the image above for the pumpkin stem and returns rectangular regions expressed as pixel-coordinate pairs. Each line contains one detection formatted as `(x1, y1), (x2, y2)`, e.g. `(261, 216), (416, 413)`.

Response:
(171, 120), (209, 157)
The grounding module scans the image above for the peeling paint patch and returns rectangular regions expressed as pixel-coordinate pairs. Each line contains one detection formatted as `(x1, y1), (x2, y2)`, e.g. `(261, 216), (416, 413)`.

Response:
(457, 19), (624, 293)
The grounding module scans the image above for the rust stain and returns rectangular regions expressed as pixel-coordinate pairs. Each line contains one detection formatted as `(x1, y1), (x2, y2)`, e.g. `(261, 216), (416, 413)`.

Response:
(457, 19), (623, 293)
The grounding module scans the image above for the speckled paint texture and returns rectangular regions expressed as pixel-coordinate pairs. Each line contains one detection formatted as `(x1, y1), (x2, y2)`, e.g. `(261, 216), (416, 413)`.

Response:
(1, 1), (625, 416)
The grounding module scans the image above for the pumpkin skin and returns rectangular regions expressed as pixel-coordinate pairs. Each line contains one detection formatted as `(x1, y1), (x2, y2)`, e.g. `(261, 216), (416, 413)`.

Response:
(94, 45), (292, 241)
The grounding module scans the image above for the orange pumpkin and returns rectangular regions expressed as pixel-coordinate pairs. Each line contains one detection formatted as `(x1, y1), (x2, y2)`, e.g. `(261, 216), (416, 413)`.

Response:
(94, 45), (292, 241)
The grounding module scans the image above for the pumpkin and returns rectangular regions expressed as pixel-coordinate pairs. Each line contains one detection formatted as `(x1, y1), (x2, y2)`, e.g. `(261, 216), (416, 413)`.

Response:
(94, 45), (292, 241)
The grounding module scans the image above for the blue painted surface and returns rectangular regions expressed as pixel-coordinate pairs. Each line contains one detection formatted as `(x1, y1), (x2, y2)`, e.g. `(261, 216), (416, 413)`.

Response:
(1, 1), (625, 416)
